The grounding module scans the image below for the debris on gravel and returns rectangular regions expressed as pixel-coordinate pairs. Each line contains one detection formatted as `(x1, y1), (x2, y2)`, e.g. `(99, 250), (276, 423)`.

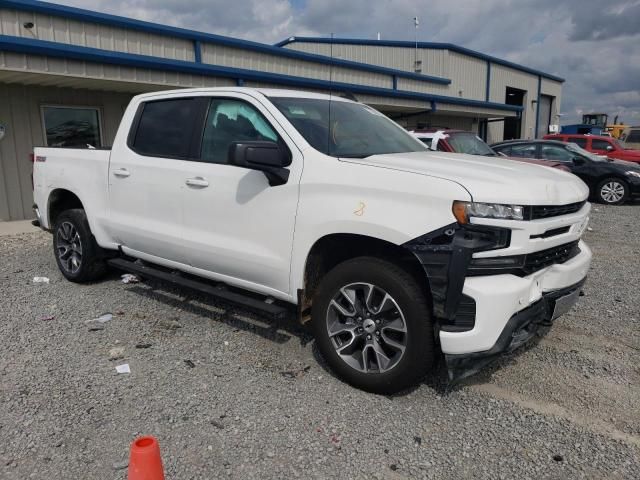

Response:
(108, 347), (126, 361)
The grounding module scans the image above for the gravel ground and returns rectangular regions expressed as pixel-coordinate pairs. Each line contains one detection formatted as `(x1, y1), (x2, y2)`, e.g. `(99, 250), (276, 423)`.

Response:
(1, 204), (639, 479)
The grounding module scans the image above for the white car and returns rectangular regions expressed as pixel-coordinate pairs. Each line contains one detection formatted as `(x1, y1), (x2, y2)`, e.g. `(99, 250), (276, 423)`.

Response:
(33, 88), (592, 393)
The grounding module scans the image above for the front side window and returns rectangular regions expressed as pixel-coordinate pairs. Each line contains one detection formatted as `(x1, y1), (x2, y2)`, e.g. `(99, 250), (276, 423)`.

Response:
(508, 144), (537, 158)
(270, 97), (426, 158)
(447, 132), (495, 156)
(591, 139), (612, 151)
(540, 145), (574, 162)
(42, 106), (102, 148)
(132, 98), (201, 158)
(201, 99), (279, 164)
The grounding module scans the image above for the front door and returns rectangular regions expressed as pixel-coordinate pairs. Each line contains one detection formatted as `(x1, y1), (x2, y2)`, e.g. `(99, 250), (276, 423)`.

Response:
(180, 94), (302, 298)
(590, 138), (614, 156)
(108, 96), (208, 263)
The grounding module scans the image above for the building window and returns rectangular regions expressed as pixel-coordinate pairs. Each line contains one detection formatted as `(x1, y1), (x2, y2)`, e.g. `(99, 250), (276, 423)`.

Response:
(42, 106), (103, 148)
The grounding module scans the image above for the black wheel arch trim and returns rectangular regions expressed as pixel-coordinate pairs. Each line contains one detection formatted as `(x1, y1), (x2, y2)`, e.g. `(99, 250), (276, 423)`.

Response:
(402, 223), (510, 327)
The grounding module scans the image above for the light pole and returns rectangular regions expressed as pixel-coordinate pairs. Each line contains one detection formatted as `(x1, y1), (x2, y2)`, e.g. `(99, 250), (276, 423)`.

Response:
(413, 16), (421, 73)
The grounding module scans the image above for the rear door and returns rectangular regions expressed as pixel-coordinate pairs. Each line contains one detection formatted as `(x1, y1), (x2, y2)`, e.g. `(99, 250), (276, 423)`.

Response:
(107, 96), (208, 263)
(179, 93), (303, 297)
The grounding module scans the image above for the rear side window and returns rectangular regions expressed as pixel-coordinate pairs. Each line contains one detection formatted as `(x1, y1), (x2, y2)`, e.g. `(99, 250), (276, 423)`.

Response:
(508, 144), (537, 158)
(569, 137), (587, 148)
(131, 98), (203, 158)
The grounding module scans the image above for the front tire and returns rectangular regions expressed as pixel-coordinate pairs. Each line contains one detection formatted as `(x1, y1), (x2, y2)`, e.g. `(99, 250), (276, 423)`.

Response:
(596, 178), (629, 204)
(311, 257), (435, 394)
(53, 209), (108, 282)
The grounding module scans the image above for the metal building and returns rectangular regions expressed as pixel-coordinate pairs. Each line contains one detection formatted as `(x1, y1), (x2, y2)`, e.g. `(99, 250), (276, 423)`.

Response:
(278, 37), (564, 143)
(0, 0), (564, 221)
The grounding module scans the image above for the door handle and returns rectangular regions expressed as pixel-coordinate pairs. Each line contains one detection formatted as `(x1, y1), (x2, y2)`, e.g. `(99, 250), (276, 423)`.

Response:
(112, 168), (130, 178)
(185, 177), (209, 188)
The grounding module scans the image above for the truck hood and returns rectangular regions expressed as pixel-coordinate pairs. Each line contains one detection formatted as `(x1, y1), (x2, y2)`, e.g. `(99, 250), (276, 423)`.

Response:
(344, 151), (589, 205)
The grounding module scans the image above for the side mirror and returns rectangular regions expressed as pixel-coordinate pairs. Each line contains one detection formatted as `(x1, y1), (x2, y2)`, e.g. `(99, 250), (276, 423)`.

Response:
(229, 141), (291, 186)
(572, 156), (586, 165)
(606, 145), (614, 151)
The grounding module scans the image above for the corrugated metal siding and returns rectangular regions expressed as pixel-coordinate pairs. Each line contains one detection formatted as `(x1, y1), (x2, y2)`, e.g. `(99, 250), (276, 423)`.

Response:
(287, 43), (488, 102)
(392, 112), (475, 132)
(0, 8), (195, 61)
(448, 52), (486, 101)
(284, 42), (448, 77)
(395, 77), (449, 95)
(0, 51), (235, 90)
(487, 121), (504, 145)
(489, 64), (539, 139)
(0, 83), (132, 220)
(201, 43), (391, 89)
(541, 78), (562, 121)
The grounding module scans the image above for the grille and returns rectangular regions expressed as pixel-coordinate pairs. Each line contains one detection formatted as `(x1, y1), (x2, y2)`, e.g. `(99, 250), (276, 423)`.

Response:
(526, 201), (586, 220)
(522, 240), (581, 275)
(468, 240), (581, 277)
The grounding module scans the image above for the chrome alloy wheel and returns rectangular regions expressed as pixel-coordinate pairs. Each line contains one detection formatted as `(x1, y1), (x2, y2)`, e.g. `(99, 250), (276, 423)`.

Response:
(600, 181), (625, 203)
(326, 282), (407, 373)
(55, 221), (83, 274)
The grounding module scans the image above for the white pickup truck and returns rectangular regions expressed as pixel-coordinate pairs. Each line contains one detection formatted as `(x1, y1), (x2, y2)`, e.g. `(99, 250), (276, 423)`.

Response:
(33, 87), (592, 393)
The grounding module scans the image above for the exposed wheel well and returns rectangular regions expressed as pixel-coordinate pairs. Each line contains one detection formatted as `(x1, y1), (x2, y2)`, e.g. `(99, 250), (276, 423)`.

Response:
(299, 233), (431, 323)
(48, 189), (84, 227)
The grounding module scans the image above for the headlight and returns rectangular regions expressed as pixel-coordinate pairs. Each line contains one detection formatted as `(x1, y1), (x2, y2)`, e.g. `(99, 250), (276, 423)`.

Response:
(625, 170), (640, 178)
(453, 201), (524, 224)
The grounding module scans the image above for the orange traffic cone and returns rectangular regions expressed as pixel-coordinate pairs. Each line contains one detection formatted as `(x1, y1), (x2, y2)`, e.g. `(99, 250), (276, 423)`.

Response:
(128, 436), (165, 480)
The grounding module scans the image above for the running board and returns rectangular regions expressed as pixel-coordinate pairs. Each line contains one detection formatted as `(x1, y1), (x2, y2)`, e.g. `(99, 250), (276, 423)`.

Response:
(107, 257), (288, 319)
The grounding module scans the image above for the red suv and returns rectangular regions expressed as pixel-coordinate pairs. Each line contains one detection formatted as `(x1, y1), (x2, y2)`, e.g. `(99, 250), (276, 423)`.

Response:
(544, 134), (640, 164)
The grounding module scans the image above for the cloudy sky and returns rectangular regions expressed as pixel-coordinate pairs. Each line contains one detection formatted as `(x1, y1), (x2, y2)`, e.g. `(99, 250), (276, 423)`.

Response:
(60, 0), (640, 125)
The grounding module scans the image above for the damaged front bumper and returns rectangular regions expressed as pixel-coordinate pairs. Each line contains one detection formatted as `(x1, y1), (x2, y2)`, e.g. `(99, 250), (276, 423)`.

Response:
(444, 278), (585, 382)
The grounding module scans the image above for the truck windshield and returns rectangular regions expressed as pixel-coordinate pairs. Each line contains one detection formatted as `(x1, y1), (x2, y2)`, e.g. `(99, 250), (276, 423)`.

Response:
(447, 132), (496, 156)
(270, 97), (427, 158)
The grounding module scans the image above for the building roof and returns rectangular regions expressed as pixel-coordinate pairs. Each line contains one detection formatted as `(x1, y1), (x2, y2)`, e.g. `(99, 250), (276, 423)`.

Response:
(276, 36), (565, 83)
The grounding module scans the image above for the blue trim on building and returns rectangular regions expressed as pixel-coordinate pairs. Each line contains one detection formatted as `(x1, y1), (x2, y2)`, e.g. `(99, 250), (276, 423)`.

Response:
(276, 36), (565, 83)
(193, 40), (202, 63)
(0, 0), (450, 85)
(0, 34), (522, 113)
(392, 75), (398, 90)
(485, 61), (491, 102)
(534, 75), (542, 138)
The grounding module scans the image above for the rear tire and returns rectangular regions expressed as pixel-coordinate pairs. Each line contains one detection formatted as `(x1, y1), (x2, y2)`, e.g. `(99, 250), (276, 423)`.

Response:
(53, 209), (108, 283)
(596, 177), (628, 204)
(311, 257), (434, 394)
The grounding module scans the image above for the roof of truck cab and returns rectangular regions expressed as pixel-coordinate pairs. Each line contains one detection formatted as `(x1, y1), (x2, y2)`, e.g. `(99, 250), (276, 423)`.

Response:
(131, 87), (353, 102)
